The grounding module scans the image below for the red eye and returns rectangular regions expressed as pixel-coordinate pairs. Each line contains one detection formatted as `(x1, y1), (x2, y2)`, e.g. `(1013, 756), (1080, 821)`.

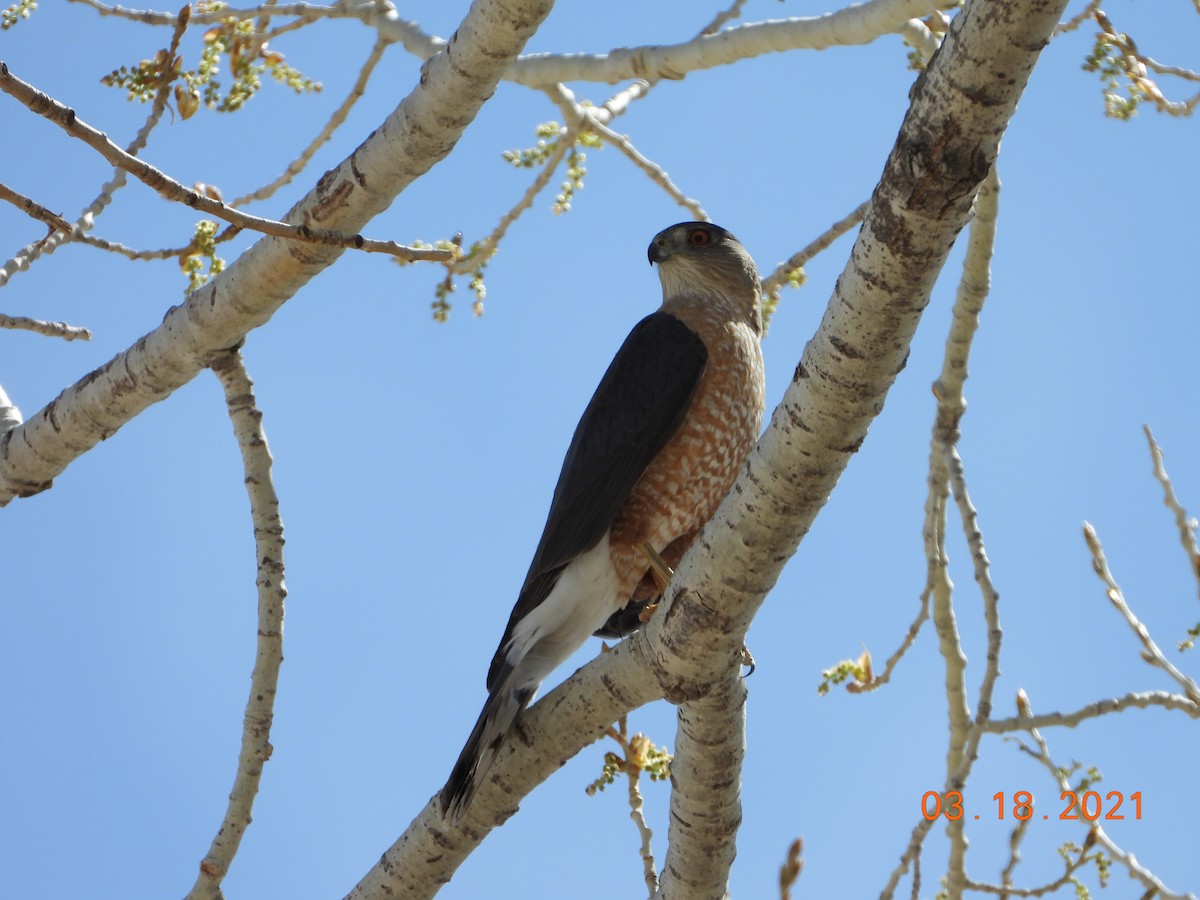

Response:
(687, 229), (711, 247)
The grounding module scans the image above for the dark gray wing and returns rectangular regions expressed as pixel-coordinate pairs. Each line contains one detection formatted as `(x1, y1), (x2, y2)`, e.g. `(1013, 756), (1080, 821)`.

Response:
(486, 311), (707, 689)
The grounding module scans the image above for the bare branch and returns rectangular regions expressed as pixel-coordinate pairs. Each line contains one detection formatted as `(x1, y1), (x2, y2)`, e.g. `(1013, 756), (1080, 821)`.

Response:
(964, 845), (1092, 896)
(0, 182), (72, 237)
(1054, 0), (1101, 35)
(447, 126), (574, 277)
(700, 0), (748, 36)
(507, 0), (958, 86)
(0, 63), (453, 264)
(627, 759), (657, 898)
(848, 590), (930, 692)
(71, 231), (204, 261)
(984, 690), (1200, 733)
(189, 348), (287, 899)
(759, 201), (869, 303)
(0, 314), (92, 342)
(1016, 692), (1198, 900)
(231, 34), (390, 208)
(1, 3), (188, 288)
(588, 119), (706, 220)
(1082, 523), (1200, 705)
(1144, 426), (1200, 604)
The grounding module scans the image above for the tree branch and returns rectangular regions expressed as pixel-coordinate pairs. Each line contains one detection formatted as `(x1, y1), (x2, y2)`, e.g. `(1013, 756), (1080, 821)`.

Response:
(188, 348), (287, 899)
(0, 181), (72, 237)
(0, 313), (91, 342)
(1143, 425), (1200, 607)
(505, 0), (958, 86)
(1083, 523), (1200, 705)
(0, 63), (452, 264)
(1, 3), (187, 288)
(656, 673), (746, 898)
(1017, 691), (1198, 900)
(0, 0), (556, 505)
(983, 689), (1200, 732)
(230, 33), (391, 208)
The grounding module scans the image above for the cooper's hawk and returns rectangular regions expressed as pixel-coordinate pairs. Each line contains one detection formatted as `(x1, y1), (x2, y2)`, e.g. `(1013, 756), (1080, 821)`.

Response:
(440, 222), (766, 821)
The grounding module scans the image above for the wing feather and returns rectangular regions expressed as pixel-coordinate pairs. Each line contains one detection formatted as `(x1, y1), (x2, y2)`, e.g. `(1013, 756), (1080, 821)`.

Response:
(486, 311), (707, 688)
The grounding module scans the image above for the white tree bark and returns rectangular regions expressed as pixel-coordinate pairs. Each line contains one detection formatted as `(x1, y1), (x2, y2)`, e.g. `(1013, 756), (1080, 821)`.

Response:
(505, 0), (953, 86)
(0, 0), (556, 504)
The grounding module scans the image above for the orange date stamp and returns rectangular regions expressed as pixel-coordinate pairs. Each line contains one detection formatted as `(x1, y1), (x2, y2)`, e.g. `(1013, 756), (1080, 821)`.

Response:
(922, 790), (1143, 822)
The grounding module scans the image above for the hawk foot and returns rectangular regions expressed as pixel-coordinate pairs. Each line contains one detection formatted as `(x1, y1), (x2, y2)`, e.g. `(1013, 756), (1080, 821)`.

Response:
(640, 541), (675, 593)
(740, 644), (756, 677)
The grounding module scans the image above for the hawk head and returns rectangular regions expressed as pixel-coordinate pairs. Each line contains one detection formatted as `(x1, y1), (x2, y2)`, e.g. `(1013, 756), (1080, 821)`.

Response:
(648, 221), (761, 332)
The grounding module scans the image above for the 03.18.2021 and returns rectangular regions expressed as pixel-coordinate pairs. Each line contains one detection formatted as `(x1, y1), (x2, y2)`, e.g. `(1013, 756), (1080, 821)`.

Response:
(922, 790), (1143, 822)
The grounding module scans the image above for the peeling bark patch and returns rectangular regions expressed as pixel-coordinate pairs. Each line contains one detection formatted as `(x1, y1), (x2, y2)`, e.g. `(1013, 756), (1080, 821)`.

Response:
(827, 334), (863, 360)
(785, 404), (813, 434)
(429, 829), (456, 851)
(833, 434), (865, 454)
(349, 153), (367, 188)
(311, 178), (353, 223)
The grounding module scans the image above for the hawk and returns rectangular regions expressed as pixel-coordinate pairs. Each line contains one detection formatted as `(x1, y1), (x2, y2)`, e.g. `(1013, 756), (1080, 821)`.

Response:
(440, 222), (766, 821)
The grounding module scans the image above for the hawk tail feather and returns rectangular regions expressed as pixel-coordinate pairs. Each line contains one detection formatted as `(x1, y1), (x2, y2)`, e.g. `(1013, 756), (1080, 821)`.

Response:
(439, 675), (531, 822)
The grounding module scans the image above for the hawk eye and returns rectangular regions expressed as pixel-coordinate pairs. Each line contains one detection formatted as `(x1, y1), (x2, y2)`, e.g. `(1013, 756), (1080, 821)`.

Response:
(687, 228), (711, 247)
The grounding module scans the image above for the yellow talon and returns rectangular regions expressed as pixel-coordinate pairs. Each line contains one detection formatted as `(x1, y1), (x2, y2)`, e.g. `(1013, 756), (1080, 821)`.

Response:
(640, 541), (674, 592)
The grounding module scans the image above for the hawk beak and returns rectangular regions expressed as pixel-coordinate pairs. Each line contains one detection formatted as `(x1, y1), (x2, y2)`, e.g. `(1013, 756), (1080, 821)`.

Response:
(647, 240), (666, 266)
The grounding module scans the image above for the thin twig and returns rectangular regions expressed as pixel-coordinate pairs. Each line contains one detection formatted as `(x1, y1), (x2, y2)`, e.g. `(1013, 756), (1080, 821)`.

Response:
(760, 200), (869, 300)
(1093, 11), (1200, 116)
(73, 232), (197, 261)
(448, 129), (574, 276)
(189, 348), (287, 899)
(701, 0), (748, 35)
(965, 847), (1092, 896)
(1016, 691), (1199, 900)
(0, 313), (92, 341)
(627, 756), (657, 898)
(983, 690), (1200, 732)
(1144, 425), (1200, 598)
(3, 6), (184, 287)
(1054, 0), (1101, 35)
(997, 811), (1032, 898)
(0, 182), (72, 236)
(0, 63), (452, 264)
(65, 0), (348, 26)
(1082, 523), (1200, 705)
(232, 33), (390, 207)
(848, 591), (930, 692)
(588, 119), (706, 220)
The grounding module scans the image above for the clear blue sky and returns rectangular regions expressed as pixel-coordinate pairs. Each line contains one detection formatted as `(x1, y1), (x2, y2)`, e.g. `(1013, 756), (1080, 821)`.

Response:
(2, 2), (1198, 898)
